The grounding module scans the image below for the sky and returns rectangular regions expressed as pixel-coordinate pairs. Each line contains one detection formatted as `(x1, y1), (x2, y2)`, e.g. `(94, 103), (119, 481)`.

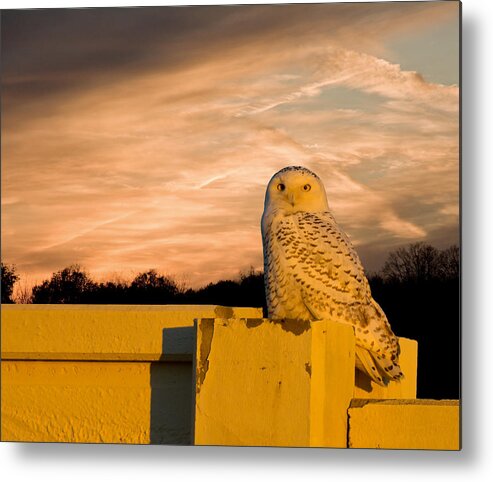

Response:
(1, 1), (460, 289)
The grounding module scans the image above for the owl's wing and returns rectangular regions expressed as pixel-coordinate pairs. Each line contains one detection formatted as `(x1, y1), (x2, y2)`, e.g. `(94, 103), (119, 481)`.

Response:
(278, 210), (402, 385)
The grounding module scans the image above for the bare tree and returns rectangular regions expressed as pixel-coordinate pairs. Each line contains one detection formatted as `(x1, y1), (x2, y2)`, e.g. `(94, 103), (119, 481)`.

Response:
(381, 242), (444, 283)
(438, 245), (460, 280)
(13, 277), (34, 304)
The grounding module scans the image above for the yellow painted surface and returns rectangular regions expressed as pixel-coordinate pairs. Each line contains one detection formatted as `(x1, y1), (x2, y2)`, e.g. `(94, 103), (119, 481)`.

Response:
(2, 305), (262, 360)
(353, 338), (418, 400)
(2, 360), (150, 443)
(1, 360), (193, 444)
(3, 305), (457, 449)
(194, 318), (355, 448)
(310, 320), (355, 448)
(1, 305), (259, 444)
(348, 399), (460, 450)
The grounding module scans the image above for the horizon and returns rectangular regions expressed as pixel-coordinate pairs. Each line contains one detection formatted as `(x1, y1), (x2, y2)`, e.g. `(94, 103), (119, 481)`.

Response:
(1, 3), (460, 290)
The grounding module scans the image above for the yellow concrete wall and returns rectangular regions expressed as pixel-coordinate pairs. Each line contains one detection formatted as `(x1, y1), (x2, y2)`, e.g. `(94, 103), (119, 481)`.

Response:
(193, 317), (457, 450)
(2, 305), (458, 449)
(348, 399), (460, 450)
(194, 318), (354, 448)
(2, 360), (194, 444)
(1, 305), (261, 444)
(3, 360), (152, 443)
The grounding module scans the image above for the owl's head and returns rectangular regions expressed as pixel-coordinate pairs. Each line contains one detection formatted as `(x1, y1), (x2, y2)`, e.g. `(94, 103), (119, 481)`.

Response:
(263, 166), (329, 214)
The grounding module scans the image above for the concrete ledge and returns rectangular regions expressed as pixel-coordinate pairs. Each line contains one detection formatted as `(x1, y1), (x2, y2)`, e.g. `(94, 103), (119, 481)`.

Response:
(348, 399), (460, 450)
(2, 305), (262, 361)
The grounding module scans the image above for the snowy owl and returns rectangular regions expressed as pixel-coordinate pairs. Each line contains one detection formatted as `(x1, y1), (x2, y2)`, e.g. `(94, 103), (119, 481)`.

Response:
(261, 166), (403, 386)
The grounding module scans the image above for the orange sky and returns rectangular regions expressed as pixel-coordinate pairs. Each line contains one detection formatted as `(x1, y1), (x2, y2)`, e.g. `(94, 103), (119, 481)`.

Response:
(1, 2), (460, 289)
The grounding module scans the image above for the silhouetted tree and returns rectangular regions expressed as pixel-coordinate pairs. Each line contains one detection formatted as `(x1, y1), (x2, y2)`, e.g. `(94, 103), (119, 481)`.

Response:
(239, 267), (267, 314)
(438, 245), (460, 280)
(1, 263), (19, 304)
(191, 280), (241, 306)
(381, 242), (441, 283)
(13, 278), (34, 304)
(127, 270), (179, 304)
(90, 280), (130, 304)
(32, 265), (97, 303)
(181, 267), (266, 313)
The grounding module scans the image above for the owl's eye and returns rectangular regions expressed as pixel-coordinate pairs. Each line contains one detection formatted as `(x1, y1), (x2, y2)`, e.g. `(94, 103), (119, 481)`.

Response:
(277, 183), (286, 192)
(302, 184), (311, 192)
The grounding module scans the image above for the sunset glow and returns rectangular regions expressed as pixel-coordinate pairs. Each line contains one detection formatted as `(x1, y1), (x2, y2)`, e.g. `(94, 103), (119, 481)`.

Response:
(1, 2), (460, 288)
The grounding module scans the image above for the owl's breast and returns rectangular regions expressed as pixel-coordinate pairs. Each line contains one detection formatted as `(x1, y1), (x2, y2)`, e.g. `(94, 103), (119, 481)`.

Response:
(262, 213), (313, 321)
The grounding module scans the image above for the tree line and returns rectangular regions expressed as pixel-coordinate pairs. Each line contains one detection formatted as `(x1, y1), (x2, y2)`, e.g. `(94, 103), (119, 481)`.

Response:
(1, 265), (266, 307)
(1, 242), (459, 399)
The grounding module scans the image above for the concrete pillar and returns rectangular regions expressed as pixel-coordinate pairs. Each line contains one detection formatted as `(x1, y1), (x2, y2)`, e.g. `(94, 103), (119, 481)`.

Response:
(193, 318), (355, 448)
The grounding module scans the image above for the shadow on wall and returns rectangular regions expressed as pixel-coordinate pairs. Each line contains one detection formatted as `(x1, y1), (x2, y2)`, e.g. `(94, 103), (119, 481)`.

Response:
(149, 327), (196, 445)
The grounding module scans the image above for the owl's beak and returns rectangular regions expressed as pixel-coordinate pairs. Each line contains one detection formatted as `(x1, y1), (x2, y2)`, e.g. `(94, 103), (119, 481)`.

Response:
(287, 192), (295, 206)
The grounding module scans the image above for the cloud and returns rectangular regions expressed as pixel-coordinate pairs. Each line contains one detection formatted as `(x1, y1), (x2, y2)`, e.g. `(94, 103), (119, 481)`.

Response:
(237, 46), (458, 118)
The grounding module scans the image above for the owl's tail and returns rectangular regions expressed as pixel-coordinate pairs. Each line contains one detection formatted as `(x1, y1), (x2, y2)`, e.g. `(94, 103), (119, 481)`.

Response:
(355, 346), (404, 387)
